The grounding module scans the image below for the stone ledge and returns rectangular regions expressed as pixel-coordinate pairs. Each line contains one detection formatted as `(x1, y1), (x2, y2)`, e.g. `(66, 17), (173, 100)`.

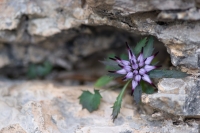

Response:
(0, 80), (198, 133)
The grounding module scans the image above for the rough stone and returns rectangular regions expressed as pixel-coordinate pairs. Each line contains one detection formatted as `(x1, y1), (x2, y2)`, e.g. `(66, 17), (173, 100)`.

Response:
(0, 80), (198, 133)
(0, 25), (140, 73)
(87, 0), (200, 69)
(142, 77), (200, 117)
(0, 0), (199, 71)
(87, 0), (195, 12)
(158, 8), (200, 21)
(0, 1), (199, 131)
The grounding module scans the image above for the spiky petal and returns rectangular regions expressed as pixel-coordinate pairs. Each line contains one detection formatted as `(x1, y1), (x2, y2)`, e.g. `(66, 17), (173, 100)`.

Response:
(132, 63), (138, 69)
(145, 52), (159, 65)
(137, 47), (144, 63)
(142, 74), (152, 84)
(139, 68), (146, 75)
(116, 69), (127, 74)
(132, 80), (138, 90)
(125, 72), (134, 79)
(126, 42), (136, 60)
(144, 65), (156, 72)
(115, 56), (130, 66)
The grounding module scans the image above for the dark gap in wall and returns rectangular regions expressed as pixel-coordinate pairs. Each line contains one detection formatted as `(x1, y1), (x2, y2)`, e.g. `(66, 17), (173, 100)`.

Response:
(0, 25), (172, 86)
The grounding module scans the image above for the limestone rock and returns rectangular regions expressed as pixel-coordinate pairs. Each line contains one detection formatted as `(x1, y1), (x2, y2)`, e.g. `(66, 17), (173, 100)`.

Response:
(0, 1), (199, 131)
(0, 25), (138, 72)
(87, 0), (195, 12)
(0, 80), (198, 133)
(0, 0), (92, 42)
(142, 77), (200, 117)
(87, 0), (200, 69)
(0, 0), (199, 70)
(158, 8), (200, 20)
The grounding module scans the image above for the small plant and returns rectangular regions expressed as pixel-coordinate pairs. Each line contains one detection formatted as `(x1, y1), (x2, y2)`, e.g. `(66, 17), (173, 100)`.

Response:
(27, 61), (53, 79)
(79, 37), (189, 121)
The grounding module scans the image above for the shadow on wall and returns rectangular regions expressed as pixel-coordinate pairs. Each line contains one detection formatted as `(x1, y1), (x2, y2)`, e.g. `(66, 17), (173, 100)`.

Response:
(0, 25), (171, 84)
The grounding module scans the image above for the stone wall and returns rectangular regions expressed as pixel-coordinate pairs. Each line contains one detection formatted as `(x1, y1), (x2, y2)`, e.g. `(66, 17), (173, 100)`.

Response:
(0, 0), (200, 132)
(0, 0), (199, 70)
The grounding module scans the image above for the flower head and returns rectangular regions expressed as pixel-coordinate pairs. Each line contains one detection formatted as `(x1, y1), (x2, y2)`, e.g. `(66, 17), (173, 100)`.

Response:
(109, 42), (160, 91)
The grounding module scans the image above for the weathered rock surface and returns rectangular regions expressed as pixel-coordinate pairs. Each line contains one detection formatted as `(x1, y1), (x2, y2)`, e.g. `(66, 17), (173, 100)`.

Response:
(0, 0), (199, 70)
(87, 0), (200, 70)
(0, 80), (199, 133)
(0, 26), (137, 70)
(0, 1), (200, 131)
(142, 77), (200, 117)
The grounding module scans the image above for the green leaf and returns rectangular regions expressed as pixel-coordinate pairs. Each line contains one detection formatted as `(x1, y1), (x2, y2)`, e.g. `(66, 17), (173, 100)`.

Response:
(107, 73), (122, 78)
(79, 89), (102, 112)
(107, 53), (115, 58)
(27, 64), (37, 78)
(100, 54), (128, 78)
(143, 37), (154, 59)
(149, 70), (189, 78)
(37, 66), (46, 76)
(133, 85), (142, 104)
(27, 61), (53, 79)
(100, 59), (122, 78)
(143, 86), (154, 94)
(42, 61), (53, 75)
(141, 81), (155, 94)
(95, 76), (113, 87)
(151, 58), (159, 65)
(111, 80), (131, 121)
(100, 59), (120, 70)
(120, 54), (128, 60)
(133, 37), (147, 55)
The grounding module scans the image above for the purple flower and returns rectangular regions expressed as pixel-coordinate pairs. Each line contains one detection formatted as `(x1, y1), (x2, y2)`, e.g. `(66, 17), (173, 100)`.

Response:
(109, 43), (160, 91)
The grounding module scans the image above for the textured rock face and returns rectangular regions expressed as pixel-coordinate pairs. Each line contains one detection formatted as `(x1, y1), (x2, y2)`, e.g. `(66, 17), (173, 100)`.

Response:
(0, 0), (199, 70)
(0, 80), (199, 133)
(142, 78), (200, 117)
(0, 26), (135, 70)
(87, 0), (200, 70)
(0, 0), (200, 131)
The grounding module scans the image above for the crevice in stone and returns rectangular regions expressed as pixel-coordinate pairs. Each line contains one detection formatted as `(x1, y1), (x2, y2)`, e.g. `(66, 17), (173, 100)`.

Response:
(93, 8), (135, 27)
(156, 21), (169, 26)
(0, 25), (171, 85)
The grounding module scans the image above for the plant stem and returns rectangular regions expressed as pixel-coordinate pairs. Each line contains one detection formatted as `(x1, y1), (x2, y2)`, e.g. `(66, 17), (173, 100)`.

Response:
(118, 80), (131, 99)
(100, 80), (131, 93)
